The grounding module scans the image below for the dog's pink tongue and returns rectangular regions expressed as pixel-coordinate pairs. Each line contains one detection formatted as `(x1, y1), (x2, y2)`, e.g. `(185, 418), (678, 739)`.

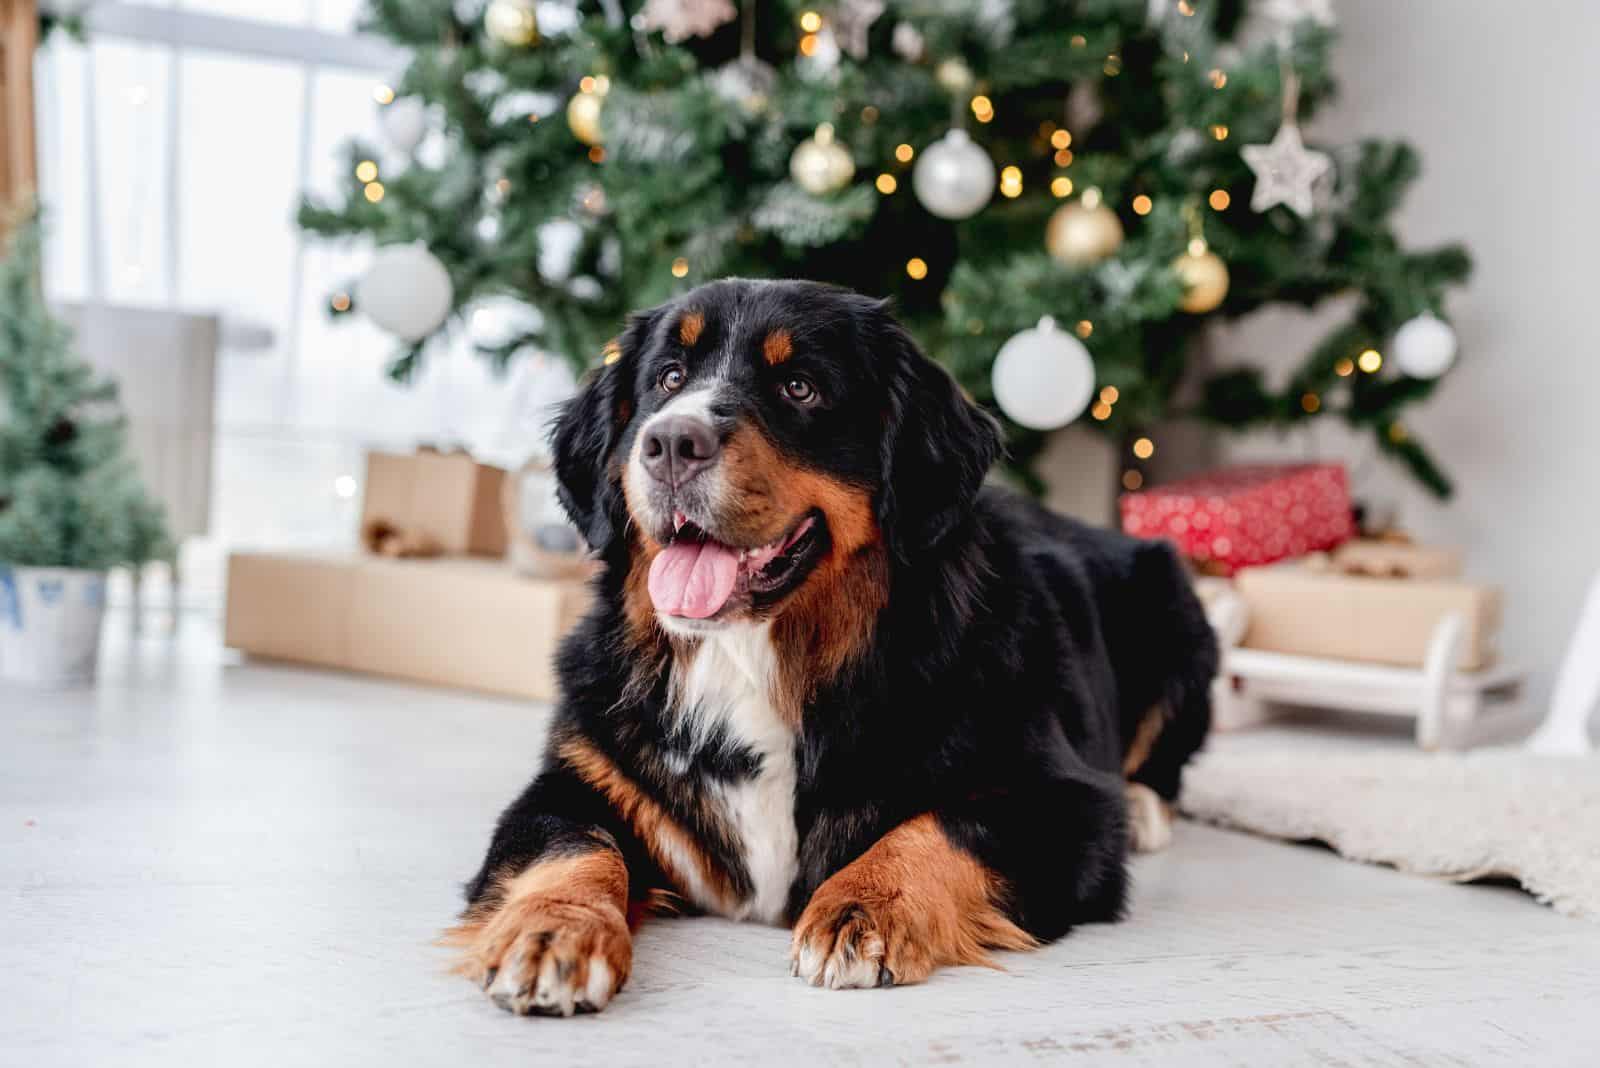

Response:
(648, 538), (740, 619)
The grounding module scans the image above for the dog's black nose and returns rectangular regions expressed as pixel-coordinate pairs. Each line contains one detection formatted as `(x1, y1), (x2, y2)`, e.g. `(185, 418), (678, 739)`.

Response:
(641, 415), (720, 488)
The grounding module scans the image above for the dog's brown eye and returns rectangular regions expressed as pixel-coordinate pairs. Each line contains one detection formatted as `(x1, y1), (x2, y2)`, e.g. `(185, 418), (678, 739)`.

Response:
(782, 376), (819, 405)
(659, 365), (687, 393)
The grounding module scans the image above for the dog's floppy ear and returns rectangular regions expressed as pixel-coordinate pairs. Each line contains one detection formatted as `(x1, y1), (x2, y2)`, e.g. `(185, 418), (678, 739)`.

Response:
(550, 307), (661, 549)
(874, 309), (1002, 562)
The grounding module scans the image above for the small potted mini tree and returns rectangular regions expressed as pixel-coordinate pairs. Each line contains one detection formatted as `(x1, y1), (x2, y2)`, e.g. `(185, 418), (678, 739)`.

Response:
(0, 211), (170, 686)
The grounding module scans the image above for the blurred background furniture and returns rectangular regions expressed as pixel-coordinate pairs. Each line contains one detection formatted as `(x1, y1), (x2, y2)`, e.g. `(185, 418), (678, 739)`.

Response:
(56, 301), (219, 610)
(0, 0), (37, 209)
(1527, 567), (1600, 755)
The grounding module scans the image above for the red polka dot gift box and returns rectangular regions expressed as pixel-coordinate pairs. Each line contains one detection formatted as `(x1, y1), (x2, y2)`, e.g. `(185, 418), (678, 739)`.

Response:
(1119, 464), (1356, 576)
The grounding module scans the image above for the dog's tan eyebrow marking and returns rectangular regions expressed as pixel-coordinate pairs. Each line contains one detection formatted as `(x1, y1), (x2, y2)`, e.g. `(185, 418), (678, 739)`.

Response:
(762, 328), (793, 366)
(677, 310), (705, 347)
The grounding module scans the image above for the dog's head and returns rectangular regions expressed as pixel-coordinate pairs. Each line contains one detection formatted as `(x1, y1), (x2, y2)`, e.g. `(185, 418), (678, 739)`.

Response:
(552, 279), (1000, 637)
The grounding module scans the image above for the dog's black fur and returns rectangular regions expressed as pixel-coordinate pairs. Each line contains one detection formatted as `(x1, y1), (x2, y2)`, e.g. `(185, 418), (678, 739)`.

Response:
(459, 280), (1217, 1008)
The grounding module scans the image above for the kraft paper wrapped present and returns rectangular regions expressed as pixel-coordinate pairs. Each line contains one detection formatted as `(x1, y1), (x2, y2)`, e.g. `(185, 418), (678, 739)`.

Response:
(224, 551), (590, 701)
(361, 448), (508, 558)
(1234, 560), (1501, 670)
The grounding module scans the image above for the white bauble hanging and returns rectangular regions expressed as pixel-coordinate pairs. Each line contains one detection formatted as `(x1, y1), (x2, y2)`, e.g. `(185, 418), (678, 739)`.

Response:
(991, 316), (1096, 431)
(912, 128), (995, 220)
(356, 244), (454, 342)
(711, 54), (779, 117)
(379, 96), (429, 154)
(1392, 313), (1458, 379)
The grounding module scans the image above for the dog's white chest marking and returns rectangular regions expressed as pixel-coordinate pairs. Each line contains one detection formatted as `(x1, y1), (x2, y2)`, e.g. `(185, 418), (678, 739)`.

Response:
(670, 622), (799, 925)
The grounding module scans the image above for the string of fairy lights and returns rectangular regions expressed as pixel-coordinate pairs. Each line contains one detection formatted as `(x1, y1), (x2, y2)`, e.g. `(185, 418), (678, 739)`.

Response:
(334, 0), (1456, 490)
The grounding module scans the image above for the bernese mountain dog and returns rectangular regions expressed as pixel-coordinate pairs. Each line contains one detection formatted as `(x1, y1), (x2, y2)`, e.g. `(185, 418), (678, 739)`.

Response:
(447, 279), (1218, 1015)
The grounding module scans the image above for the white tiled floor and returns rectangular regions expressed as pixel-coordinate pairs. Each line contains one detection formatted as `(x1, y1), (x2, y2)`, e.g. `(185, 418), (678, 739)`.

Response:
(3, 613), (1598, 1066)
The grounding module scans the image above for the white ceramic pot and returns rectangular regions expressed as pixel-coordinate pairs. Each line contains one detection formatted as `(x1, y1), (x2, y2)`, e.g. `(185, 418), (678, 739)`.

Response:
(0, 565), (109, 686)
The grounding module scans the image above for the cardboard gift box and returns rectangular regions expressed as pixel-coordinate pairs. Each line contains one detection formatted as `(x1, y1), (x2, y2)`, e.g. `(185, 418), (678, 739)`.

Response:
(362, 448), (508, 558)
(1120, 463), (1355, 576)
(1234, 561), (1501, 670)
(224, 552), (591, 701)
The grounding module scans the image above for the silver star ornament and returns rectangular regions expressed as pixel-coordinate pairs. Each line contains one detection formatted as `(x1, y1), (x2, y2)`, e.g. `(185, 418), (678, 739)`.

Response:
(833, 0), (885, 60)
(1241, 123), (1332, 218)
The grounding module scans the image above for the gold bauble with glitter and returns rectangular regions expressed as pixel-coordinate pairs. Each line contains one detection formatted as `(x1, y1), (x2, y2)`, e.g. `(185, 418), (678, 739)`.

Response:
(566, 83), (606, 146)
(1172, 240), (1230, 313)
(789, 123), (856, 196)
(1045, 189), (1124, 266)
(484, 0), (539, 46)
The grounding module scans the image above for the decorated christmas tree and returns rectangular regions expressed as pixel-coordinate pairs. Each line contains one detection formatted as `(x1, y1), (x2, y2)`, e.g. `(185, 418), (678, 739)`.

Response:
(299, 0), (1469, 494)
(0, 212), (171, 570)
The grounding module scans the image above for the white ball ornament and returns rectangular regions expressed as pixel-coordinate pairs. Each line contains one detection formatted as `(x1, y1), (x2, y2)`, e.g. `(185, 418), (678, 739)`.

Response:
(913, 129), (995, 220)
(379, 96), (429, 154)
(1392, 313), (1458, 379)
(990, 316), (1096, 431)
(356, 244), (454, 342)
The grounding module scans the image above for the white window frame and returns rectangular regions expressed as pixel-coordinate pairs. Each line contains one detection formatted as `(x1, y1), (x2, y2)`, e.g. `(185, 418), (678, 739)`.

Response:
(64, 2), (404, 315)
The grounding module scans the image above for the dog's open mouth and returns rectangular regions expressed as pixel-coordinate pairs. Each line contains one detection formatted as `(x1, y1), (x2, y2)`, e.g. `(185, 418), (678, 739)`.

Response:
(647, 510), (826, 620)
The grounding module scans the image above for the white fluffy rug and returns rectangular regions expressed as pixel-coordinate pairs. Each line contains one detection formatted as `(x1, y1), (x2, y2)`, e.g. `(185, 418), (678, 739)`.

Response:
(1181, 731), (1600, 920)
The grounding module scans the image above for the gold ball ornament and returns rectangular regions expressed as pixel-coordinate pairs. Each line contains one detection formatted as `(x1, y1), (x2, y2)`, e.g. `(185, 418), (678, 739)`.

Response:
(484, 0), (539, 46)
(566, 83), (606, 147)
(789, 123), (855, 196)
(1172, 240), (1230, 313)
(935, 58), (976, 93)
(1045, 189), (1125, 266)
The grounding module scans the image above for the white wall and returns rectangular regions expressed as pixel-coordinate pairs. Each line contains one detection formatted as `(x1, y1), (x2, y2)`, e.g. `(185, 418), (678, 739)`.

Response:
(1219, 0), (1600, 700)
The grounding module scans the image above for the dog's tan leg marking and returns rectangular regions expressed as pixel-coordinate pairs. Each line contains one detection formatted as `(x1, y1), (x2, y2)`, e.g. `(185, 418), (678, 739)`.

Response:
(789, 814), (1035, 990)
(1122, 704), (1166, 777)
(1126, 782), (1174, 854)
(443, 848), (632, 1016)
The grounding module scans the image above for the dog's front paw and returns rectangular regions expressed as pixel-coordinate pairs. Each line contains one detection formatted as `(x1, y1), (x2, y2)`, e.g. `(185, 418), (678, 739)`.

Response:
(448, 896), (631, 1017)
(787, 895), (928, 984)
(1126, 782), (1174, 853)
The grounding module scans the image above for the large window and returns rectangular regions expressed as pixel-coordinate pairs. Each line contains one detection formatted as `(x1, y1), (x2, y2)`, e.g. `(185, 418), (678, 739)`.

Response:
(37, 3), (561, 563)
